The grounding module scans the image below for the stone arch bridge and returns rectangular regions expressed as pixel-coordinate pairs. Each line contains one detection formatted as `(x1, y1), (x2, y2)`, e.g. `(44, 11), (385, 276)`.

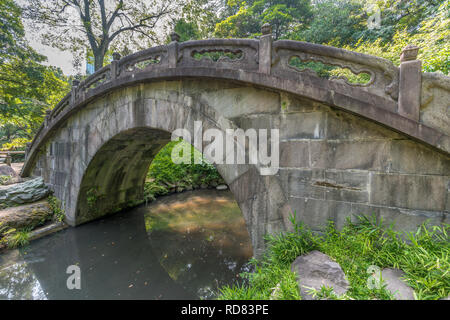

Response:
(22, 29), (450, 255)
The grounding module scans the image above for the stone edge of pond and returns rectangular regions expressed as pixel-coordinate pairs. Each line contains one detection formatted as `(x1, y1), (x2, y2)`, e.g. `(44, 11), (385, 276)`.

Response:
(0, 221), (68, 253)
(28, 221), (68, 241)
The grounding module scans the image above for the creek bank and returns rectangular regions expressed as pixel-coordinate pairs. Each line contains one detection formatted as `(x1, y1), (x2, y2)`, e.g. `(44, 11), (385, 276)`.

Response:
(0, 168), (63, 251)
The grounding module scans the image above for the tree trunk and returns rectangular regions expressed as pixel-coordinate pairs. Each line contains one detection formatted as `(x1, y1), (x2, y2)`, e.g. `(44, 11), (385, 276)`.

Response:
(94, 52), (105, 72)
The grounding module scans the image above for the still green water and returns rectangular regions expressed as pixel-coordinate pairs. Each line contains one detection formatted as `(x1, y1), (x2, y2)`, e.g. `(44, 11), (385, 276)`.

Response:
(0, 190), (253, 299)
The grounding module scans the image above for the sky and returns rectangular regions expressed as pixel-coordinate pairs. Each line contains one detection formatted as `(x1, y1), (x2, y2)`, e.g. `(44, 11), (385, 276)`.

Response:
(25, 31), (80, 76)
(18, 0), (82, 76)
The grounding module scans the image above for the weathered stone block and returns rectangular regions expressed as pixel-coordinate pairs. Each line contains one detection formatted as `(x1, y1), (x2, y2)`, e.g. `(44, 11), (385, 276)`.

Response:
(369, 173), (447, 211)
(324, 187), (368, 203)
(399, 59), (421, 121)
(310, 140), (390, 170)
(280, 169), (325, 199)
(326, 108), (403, 140)
(280, 92), (318, 113)
(279, 141), (310, 168)
(351, 203), (447, 232)
(388, 140), (450, 175)
(289, 197), (335, 230)
(279, 112), (326, 140)
(324, 170), (368, 190)
(200, 87), (280, 119)
(228, 167), (265, 204)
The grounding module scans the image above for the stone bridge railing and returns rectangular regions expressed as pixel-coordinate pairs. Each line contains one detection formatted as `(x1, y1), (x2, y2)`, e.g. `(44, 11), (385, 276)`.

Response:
(22, 24), (450, 176)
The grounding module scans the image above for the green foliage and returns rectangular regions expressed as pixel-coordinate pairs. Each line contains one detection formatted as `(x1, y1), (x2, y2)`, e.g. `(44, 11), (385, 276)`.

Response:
(295, 0), (365, 46)
(172, 19), (201, 42)
(339, 1), (449, 75)
(86, 188), (99, 214)
(0, 0), (70, 150)
(0, 175), (11, 185)
(1, 227), (30, 249)
(193, 50), (243, 61)
(47, 195), (65, 222)
(217, 213), (450, 300)
(214, 0), (449, 75)
(289, 57), (372, 84)
(214, 0), (312, 39)
(144, 140), (224, 201)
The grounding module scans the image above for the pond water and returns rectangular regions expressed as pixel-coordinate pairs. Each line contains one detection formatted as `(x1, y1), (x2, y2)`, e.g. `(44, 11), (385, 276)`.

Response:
(0, 190), (253, 300)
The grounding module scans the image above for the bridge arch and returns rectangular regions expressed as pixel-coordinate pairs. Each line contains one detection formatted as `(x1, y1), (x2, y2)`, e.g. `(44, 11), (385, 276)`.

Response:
(22, 35), (450, 255)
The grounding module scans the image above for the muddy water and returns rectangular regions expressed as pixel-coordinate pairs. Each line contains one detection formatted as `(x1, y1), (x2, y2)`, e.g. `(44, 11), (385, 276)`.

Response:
(0, 190), (253, 299)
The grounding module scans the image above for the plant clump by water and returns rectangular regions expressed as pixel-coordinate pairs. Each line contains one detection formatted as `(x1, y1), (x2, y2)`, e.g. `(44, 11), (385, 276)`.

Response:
(217, 213), (449, 300)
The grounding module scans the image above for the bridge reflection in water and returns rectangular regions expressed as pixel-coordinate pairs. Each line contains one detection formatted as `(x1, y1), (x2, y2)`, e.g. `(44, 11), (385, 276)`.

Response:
(0, 190), (252, 300)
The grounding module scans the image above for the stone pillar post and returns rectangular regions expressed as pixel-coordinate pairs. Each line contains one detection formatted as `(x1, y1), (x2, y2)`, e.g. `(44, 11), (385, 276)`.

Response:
(111, 52), (121, 79)
(5, 152), (11, 166)
(398, 45), (421, 121)
(259, 23), (273, 74)
(71, 79), (80, 105)
(168, 32), (180, 68)
(44, 109), (51, 127)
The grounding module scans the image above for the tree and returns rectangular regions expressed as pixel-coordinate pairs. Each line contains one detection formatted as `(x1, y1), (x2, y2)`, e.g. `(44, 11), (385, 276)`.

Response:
(214, 0), (312, 39)
(344, 0), (450, 75)
(356, 0), (447, 44)
(0, 0), (70, 149)
(177, 0), (226, 39)
(172, 19), (201, 42)
(295, 0), (365, 46)
(24, 0), (181, 71)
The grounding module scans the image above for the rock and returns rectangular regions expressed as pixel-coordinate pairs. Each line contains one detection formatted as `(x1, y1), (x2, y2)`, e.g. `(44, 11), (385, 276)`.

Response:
(381, 268), (415, 300)
(216, 184), (228, 190)
(0, 165), (18, 177)
(0, 177), (50, 208)
(29, 221), (67, 241)
(440, 296), (450, 300)
(0, 200), (52, 230)
(291, 250), (349, 300)
(200, 183), (208, 189)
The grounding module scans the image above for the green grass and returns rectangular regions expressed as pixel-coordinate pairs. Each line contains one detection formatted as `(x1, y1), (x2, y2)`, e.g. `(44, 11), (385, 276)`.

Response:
(1, 227), (31, 249)
(217, 213), (449, 300)
(144, 140), (224, 201)
(0, 175), (11, 185)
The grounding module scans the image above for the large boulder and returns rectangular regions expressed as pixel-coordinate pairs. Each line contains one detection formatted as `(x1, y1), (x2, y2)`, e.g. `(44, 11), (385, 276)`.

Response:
(381, 268), (415, 300)
(0, 200), (52, 230)
(291, 250), (349, 300)
(0, 165), (18, 177)
(0, 177), (50, 208)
